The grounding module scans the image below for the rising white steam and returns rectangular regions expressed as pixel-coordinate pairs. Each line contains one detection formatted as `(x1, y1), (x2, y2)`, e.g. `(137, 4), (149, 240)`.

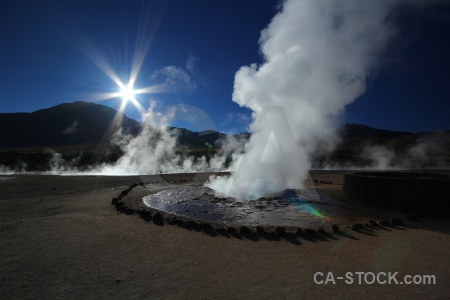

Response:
(206, 0), (446, 200)
(91, 105), (180, 175)
(0, 103), (242, 176)
(44, 104), (234, 176)
(361, 145), (396, 170)
(0, 162), (27, 174)
(360, 131), (450, 170)
(45, 149), (80, 174)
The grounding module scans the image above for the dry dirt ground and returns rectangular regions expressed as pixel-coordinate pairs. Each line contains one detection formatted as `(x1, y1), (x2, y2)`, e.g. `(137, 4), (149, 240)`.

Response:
(0, 172), (449, 299)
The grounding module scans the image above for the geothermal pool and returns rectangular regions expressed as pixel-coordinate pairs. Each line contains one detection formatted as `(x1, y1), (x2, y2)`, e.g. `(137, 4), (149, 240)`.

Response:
(143, 185), (345, 227)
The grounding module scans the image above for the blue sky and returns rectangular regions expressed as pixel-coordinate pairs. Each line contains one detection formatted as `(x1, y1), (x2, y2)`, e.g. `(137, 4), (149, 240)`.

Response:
(1, 0), (450, 133)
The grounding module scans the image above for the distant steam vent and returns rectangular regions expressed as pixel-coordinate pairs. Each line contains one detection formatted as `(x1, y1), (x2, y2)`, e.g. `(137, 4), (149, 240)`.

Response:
(343, 171), (450, 216)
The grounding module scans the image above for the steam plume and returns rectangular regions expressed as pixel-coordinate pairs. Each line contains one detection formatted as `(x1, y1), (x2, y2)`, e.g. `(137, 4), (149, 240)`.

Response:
(206, 0), (445, 200)
(80, 104), (234, 176)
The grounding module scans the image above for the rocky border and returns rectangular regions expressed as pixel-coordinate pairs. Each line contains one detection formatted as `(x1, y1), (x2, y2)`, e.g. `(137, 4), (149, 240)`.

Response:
(111, 182), (423, 243)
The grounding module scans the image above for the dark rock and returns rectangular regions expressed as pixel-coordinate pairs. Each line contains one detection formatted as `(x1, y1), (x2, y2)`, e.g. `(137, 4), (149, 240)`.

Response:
(295, 228), (304, 236)
(176, 220), (185, 227)
(227, 227), (242, 239)
(193, 222), (202, 232)
(331, 224), (339, 233)
(202, 223), (217, 237)
(131, 183), (138, 188)
(276, 226), (286, 236)
(317, 227), (325, 234)
(139, 211), (152, 222)
(115, 278), (121, 283)
(390, 217), (404, 226)
(139, 182), (144, 185)
(256, 226), (265, 235)
(125, 208), (135, 215)
(111, 197), (119, 205)
(184, 221), (195, 230)
(380, 220), (390, 226)
(116, 205), (126, 213)
(201, 223), (212, 231)
(216, 228), (230, 238)
(239, 226), (252, 235)
(153, 213), (164, 225)
(369, 220), (379, 227)
(351, 224), (364, 231)
(305, 228), (315, 235)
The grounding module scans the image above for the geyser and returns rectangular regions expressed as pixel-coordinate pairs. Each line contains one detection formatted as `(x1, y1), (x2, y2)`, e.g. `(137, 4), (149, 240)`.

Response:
(206, 0), (447, 200)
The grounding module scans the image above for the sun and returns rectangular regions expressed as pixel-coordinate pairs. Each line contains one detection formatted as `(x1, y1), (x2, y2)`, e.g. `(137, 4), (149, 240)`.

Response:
(69, 1), (165, 117)
(114, 81), (146, 115)
(119, 84), (135, 102)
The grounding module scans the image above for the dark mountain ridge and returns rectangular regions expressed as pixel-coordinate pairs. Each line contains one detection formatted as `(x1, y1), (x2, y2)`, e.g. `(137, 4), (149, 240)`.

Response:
(337, 123), (415, 140)
(0, 101), (140, 147)
(0, 101), (248, 149)
(1, 101), (449, 170)
(2, 101), (444, 148)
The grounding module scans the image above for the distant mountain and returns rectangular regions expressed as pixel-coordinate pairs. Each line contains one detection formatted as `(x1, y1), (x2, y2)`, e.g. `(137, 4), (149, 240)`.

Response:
(1, 100), (449, 151)
(168, 127), (225, 149)
(174, 129), (249, 149)
(337, 123), (416, 140)
(0, 101), (140, 147)
(0, 101), (248, 148)
(1, 101), (449, 170)
(323, 123), (450, 168)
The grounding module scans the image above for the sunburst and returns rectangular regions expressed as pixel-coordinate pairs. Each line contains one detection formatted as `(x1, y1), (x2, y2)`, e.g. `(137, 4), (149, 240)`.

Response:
(114, 81), (145, 115)
(119, 83), (135, 103)
(51, 1), (168, 117)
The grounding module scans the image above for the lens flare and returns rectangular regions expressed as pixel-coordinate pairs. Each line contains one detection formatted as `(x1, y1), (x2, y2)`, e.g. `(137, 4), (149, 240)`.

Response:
(37, 0), (167, 118)
(120, 84), (135, 102)
(114, 81), (146, 115)
(303, 205), (331, 223)
(281, 191), (331, 223)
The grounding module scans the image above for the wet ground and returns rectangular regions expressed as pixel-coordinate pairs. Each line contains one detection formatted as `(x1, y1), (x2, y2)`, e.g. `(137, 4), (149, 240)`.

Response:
(143, 185), (346, 227)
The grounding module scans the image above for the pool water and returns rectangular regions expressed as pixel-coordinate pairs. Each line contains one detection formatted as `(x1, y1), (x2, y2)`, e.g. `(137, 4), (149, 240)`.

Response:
(143, 186), (345, 227)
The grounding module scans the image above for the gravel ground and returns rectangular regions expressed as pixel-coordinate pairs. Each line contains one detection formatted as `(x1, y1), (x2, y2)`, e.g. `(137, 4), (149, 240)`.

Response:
(0, 172), (449, 299)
